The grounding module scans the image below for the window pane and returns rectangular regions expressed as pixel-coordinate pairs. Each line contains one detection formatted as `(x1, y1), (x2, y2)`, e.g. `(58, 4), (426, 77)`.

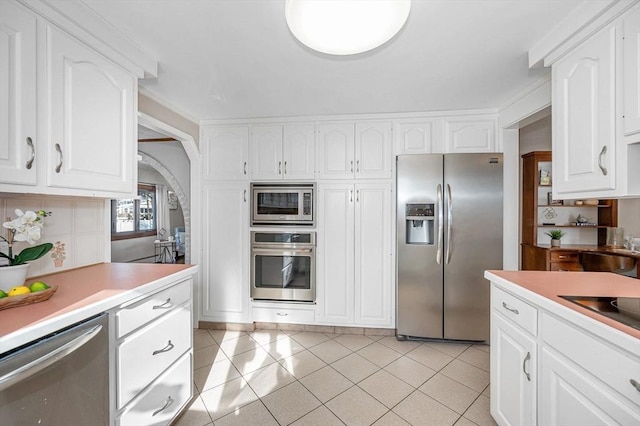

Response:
(115, 199), (135, 232)
(138, 188), (156, 231)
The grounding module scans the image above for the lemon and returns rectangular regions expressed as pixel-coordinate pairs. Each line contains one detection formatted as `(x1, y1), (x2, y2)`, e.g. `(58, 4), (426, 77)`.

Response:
(29, 281), (49, 293)
(8, 286), (31, 297)
(0, 290), (7, 299)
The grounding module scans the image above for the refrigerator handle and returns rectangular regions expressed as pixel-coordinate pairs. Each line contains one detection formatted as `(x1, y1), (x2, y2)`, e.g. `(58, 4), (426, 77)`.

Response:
(436, 184), (443, 264)
(446, 183), (453, 264)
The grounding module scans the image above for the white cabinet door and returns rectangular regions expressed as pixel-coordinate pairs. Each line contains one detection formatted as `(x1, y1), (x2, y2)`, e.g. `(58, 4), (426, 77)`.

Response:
(251, 125), (282, 180)
(355, 121), (392, 179)
(316, 123), (355, 180)
(47, 25), (136, 194)
(623, 4), (640, 138)
(491, 312), (536, 426)
(201, 183), (249, 322)
(283, 123), (315, 180)
(0, 1), (37, 186)
(202, 126), (249, 181)
(317, 183), (354, 324)
(553, 23), (618, 196)
(354, 183), (392, 326)
(444, 119), (496, 153)
(395, 120), (440, 155)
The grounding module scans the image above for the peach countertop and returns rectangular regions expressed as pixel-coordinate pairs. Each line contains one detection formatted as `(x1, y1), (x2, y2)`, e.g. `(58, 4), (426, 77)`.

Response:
(0, 263), (197, 354)
(485, 270), (640, 340)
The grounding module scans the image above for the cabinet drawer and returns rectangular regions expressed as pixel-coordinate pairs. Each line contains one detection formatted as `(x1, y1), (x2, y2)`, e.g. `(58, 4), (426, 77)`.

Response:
(491, 285), (538, 335)
(252, 306), (315, 324)
(116, 279), (191, 338)
(117, 303), (191, 408)
(550, 252), (579, 263)
(118, 352), (193, 426)
(542, 313), (640, 408)
(549, 262), (583, 271)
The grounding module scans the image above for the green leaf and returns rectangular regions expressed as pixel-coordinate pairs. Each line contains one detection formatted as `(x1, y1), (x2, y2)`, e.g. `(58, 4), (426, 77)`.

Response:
(16, 243), (53, 263)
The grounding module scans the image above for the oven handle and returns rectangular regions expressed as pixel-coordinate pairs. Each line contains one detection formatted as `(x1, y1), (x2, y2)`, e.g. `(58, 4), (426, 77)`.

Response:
(0, 324), (103, 392)
(252, 247), (314, 255)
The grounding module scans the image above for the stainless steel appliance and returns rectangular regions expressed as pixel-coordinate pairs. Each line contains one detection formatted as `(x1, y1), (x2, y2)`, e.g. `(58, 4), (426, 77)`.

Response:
(397, 154), (503, 341)
(0, 313), (109, 425)
(251, 183), (314, 226)
(251, 231), (316, 302)
(559, 296), (640, 330)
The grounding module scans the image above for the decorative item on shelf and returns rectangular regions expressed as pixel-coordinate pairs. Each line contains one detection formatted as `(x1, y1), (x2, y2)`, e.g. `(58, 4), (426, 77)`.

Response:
(543, 207), (557, 221)
(545, 229), (565, 247)
(583, 199), (599, 206)
(0, 210), (53, 287)
(539, 169), (551, 186)
(547, 192), (563, 205)
(571, 214), (597, 227)
(574, 200), (584, 206)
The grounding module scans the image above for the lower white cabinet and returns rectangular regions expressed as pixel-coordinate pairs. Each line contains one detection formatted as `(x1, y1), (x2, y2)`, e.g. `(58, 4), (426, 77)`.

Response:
(317, 182), (392, 327)
(113, 277), (194, 425)
(251, 303), (316, 324)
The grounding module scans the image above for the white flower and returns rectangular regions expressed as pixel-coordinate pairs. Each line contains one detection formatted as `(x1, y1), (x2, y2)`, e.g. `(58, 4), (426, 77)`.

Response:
(2, 209), (45, 245)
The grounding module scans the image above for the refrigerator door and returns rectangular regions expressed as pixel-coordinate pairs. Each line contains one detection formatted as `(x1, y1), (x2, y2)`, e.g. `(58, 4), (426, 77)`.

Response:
(443, 153), (503, 341)
(397, 154), (444, 338)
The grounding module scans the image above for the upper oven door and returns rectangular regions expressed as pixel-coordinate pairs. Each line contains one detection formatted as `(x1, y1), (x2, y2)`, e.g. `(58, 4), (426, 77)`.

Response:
(252, 185), (314, 225)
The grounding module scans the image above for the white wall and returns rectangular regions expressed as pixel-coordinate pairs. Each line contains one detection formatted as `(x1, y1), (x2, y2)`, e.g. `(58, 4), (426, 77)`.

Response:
(139, 141), (190, 197)
(618, 198), (640, 238)
(519, 115), (551, 154)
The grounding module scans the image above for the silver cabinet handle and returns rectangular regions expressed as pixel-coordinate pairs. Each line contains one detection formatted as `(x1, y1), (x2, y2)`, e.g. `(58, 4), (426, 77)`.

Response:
(356, 160), (360, 172)
(26, 137), (35, 169)
(445, 184), (453, 264)
(350, 160), (354, 173)
(152, 340), (174, 355)
(349, 190), (353, 202)
(152, 396), (174, 416)
(630, 379), (640, 393)
(243, 161), (247, 175)
(276, 312), (288, 317)
(523, 352), (531, 381)
(502, 302), (520, 315)
(356, 189), (359, 202)
(436, 184), (443, 265)
(278, 161), (282, 175)
(284, 161), (287, 174)
(55, 143), (63, 173)
(243, 189), (247, 202)
(598, 146), (608, 176)
(152, 298), (172, 310)
(0, 324), (102, 392)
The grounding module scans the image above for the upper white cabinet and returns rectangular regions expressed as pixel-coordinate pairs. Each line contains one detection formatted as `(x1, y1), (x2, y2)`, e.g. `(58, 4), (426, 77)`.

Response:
(0, 1), (37, 186)
(550, 4), (640, 199)
(0, 0), (145, 198)
(395, 120), (441, 154)
(316, 121), (392, 180)
(201, 126), (249, 181)
(444, 119), (497, 153)
(250, 123), (315, 181)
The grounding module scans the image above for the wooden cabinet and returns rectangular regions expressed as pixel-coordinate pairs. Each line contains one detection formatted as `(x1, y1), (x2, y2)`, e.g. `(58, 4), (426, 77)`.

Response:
(444, 118), (497, 153)
(200, 182), (249, 322)
(0, 0), (37, 186)
(201, 126), (249, 181)
(317, 182), (392, 327)
(250, 123), (315, 181)
(316, 121), (392, 180)
(0, 1), (138, 198)
(114, 278), (193, 425)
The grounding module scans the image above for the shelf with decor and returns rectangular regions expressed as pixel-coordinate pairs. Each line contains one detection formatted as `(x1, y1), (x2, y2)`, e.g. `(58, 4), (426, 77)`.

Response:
(521, 151), (617, 271)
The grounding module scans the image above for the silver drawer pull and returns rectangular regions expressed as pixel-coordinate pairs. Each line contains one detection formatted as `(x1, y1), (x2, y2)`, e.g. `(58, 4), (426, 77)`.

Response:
(276, 312), (288, 316)
(153, 340), (174, 355)
(278, 161), (282, 174)
(631, 379), (640, 393)
(152, 396), (174, 416)
(350, 160), (354, 173)
(55, 143), (63, 173)
(152, 298), (173, 310)
(26, 137), (35, 169)
(523, 352), (531, 381)
(502, 302), (519, 315)
(598, 145), (608, 176)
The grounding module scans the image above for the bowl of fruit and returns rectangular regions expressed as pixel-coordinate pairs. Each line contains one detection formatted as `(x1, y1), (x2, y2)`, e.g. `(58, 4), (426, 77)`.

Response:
(0, 281), (57, 311)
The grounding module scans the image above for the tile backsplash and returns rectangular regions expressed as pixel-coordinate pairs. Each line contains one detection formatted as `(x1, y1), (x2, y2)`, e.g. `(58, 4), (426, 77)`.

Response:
(0, 195), (108, 278)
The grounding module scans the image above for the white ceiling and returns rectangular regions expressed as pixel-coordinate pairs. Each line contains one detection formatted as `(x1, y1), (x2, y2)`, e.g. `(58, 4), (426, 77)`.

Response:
(83, 0), (585, 122)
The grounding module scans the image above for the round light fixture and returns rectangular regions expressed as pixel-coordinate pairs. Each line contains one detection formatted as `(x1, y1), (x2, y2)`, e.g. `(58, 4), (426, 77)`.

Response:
(285, 0), (411, 55)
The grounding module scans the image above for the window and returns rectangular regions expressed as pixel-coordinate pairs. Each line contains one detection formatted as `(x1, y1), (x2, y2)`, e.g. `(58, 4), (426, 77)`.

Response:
(111, 184), (157, 240)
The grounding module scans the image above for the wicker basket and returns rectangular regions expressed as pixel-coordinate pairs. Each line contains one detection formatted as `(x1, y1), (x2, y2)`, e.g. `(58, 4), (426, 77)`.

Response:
(0, 286), (58, 311)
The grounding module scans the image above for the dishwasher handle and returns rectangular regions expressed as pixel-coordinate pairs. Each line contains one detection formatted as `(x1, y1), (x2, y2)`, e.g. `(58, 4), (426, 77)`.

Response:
(0, 324), (103, 392)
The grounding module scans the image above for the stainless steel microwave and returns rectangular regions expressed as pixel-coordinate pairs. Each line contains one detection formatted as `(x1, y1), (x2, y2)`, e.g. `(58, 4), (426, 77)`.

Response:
(251, 183), (314, 226)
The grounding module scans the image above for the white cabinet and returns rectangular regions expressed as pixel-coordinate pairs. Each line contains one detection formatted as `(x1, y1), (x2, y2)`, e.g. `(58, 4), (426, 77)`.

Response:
(490, 288), (537, 426)
(395, 120), (441, 154)
(623, 5), (640, 137)
(317, 121), (392, 180)
(0, 1), (138, 197)
(444, 119), (497, 153)
(0, 1), (37, 186)
(317, 182), (392, 327)
(201, 126), (249, 181)
(201, 183), (249, 322)
(251, 123), (315, 181)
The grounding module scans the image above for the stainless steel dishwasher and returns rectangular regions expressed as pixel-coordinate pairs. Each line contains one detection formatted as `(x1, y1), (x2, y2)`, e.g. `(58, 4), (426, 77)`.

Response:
(0, 313), (109, 425)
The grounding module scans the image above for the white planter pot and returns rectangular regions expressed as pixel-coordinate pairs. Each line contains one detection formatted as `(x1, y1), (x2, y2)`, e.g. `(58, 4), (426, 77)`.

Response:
(0, 264), (30, 288)
(551, 239), (561, 247)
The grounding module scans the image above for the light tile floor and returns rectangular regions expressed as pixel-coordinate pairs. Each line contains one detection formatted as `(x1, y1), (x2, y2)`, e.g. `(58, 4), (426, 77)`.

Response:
(175, 329), (496, 426)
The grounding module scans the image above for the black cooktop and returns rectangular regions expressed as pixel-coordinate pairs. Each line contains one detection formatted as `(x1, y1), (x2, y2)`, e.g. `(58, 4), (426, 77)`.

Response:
(559, 296), (640, 331)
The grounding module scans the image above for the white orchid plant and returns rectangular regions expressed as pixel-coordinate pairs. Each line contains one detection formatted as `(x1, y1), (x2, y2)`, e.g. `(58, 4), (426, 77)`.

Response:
(1, 209), (53, 266)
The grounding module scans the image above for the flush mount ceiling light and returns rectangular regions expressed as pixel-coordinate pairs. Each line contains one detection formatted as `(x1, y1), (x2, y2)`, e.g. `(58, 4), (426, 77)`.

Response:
(285, 0), (411, 55)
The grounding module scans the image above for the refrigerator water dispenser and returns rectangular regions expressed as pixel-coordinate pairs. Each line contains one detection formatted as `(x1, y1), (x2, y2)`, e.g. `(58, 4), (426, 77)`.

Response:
(405, 203), (434, 244)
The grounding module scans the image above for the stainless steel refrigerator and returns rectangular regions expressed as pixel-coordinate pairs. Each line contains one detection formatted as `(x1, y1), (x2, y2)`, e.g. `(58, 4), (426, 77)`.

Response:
(396, 154), (503, 341)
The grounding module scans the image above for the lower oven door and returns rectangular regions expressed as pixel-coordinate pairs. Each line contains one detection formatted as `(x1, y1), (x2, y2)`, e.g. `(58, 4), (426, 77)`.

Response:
(251, 247), (315, 302)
